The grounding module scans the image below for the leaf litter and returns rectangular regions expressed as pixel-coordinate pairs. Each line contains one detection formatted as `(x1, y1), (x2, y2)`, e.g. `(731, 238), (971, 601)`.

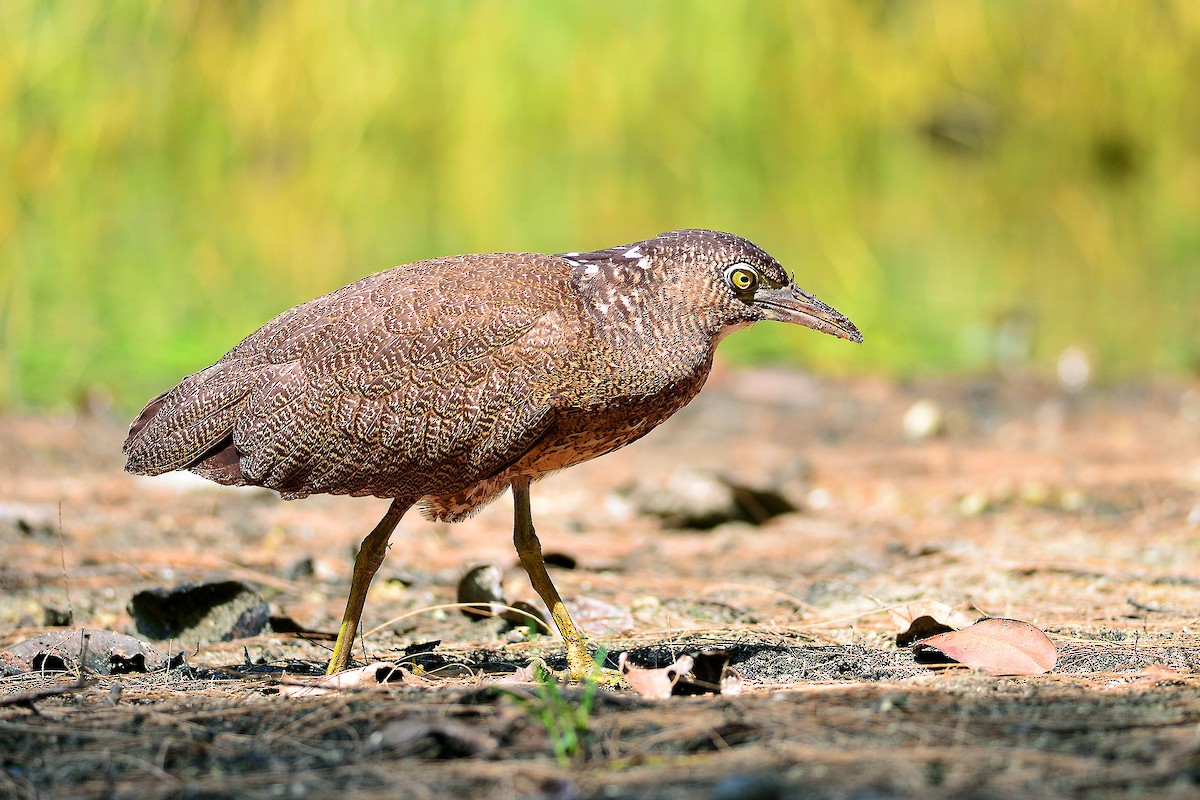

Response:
(3, 375), (1200, 798)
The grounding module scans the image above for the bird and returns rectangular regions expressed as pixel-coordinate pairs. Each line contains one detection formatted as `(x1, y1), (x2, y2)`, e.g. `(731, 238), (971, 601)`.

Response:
(123, 229), (862, 679)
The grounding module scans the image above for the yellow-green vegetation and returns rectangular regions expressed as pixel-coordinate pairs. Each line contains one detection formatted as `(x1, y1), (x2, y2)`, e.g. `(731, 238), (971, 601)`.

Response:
(497, 657), (601, 766)
(2, 1), (1198, 408)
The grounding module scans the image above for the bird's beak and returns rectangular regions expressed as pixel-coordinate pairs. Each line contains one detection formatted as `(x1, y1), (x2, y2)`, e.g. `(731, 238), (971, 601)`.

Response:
(756, 285), (864, 343)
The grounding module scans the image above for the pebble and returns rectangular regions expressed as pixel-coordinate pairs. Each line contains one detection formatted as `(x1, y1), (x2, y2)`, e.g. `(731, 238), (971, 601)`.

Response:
(129, 581), (269, 642)
(619, 466), (797, 529)
(902, 399), (945, 441)
(1057, 346), (1091, 393)
(455, 564), (506, 619)
(0, 501), (59, 541)
(958, 491), (989, 517)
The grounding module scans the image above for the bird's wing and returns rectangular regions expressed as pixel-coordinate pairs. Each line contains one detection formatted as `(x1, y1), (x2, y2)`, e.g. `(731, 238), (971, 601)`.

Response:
(125, 254), (589, 500)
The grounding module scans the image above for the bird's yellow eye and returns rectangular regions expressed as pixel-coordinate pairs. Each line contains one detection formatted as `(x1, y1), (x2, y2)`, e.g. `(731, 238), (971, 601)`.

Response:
(725, 264), (759, 293)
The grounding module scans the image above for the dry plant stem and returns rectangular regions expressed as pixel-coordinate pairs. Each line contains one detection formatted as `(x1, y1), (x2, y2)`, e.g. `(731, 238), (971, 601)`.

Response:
(327, 498), (412, 674)
(511, 477), (593, 681)
(362, 602), (551, 640)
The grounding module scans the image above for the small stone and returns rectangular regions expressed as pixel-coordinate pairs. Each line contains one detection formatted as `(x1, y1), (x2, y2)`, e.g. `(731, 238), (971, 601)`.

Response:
(1057, 346), (1090, 393)
(129, 581), (269, 643)
(1019, 481), (1052, 507)
(456, 564), (505, 619)
(630, 595), (661, 611)
(1060, 489), (1088, 513)
(1181, 390), (1200, 424)
(712, 773), (784, 800)
(625, 468), (735, 528)
(806, 487), (834, 511)
(0, 501), (59, 542)
(42, 606), (73, 627)
(619, 466), (796, 529)
(958, 491), (989, 517)
(500, 599), (550, 634)
(283, 556), (315, 581)
(902, 399), (945, 441)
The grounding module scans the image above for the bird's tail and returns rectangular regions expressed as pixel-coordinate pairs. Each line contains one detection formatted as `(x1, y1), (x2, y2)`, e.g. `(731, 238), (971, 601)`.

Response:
(123, 361), (252, 482)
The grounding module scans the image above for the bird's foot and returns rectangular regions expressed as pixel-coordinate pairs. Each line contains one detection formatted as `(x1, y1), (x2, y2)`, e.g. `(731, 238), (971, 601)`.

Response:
(561, 642), (625, 687)
(541, 663), (625, 688)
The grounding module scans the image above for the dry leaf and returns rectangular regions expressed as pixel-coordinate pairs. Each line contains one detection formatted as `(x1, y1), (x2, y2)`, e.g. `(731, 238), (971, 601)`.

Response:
(913, 618), (1057, 675)
(895, 615), (956, 647)
(1110, 664), (1190, 689)
(619, 652), (693, 700)
(493, 658), (552, 684)
(1, 629), (181, 676)
(1135, 664), (1186, 682)
(674, 650), (743, 696)
(719, 668), (744, 695)
(618, 650), (742, 698)
(281, 662), (429, 697)
(568, 595), (635, 637)
(887, 600), (977, 632)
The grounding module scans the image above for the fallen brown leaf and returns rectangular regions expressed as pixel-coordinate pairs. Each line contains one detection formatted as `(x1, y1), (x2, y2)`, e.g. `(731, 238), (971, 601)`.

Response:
(568, 595), (635, 637)
(618, 650), (743, 699)
(674, 650), (743, 696)
(886, 600), (977, 632)
(280, 662), (431, 697)
(619, 652), (693, 700)
(913, 618), (1057, 675)
(895, 614), (957, 647)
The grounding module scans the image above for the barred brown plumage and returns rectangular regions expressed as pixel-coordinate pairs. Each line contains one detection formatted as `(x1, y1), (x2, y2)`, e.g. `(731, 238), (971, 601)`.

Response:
(124, 228), (862, 678)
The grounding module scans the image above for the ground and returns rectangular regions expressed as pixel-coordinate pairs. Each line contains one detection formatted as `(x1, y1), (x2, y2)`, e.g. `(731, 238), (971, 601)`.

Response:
(2, 369), (1200, 799)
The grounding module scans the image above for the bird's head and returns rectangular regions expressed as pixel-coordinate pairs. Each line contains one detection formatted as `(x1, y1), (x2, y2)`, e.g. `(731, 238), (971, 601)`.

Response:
(563, 229), (863, 344)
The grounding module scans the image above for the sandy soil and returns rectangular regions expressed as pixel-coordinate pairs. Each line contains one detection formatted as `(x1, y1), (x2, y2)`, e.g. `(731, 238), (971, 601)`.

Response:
(3, 369), (1200, 799)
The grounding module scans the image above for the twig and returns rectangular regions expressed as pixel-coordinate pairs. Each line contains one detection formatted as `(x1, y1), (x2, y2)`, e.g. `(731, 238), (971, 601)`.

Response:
(0, 674), (87, 712)
(1127, 596), (1185, 614)
(57, 503), (75, 626)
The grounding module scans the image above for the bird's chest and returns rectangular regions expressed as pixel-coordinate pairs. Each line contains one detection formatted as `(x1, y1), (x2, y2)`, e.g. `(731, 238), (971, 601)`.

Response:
(524, 369), (710, 474)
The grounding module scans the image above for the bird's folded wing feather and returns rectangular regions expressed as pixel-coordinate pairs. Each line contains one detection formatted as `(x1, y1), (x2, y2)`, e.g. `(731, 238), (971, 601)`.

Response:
(124, 254), (589, 499)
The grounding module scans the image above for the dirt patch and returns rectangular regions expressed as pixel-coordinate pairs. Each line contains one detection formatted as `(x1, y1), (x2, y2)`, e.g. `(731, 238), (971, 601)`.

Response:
(3, 372), (1200, 798)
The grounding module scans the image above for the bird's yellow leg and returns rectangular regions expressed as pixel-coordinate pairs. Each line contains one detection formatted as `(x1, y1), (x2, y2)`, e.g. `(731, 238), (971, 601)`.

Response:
(510, 478), (599, 681)
(327, 498), (410, 675)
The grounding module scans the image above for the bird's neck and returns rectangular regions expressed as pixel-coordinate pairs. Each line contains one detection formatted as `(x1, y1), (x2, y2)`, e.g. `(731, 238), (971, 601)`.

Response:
(571, 264), (723, 388)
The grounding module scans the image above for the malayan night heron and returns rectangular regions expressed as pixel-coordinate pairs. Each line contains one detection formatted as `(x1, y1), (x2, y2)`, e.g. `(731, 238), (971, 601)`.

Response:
(124, 229), (862, 679)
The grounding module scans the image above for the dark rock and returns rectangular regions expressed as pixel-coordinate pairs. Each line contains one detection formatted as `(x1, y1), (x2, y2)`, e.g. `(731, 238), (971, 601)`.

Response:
(0, 501), (59, 542)
(129, 581), (269, 643)
(456, 564), (505, 619)
(42, 606), (73, 627)
(618, 465), (801, 530)
(282, 556), (315, 580)
(712, 773), (784, 800)
(500, 600), (550, 634)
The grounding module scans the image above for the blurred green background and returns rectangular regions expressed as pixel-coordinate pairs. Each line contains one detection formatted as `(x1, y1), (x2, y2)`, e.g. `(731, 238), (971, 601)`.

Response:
(2, 0), (1198, 410)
